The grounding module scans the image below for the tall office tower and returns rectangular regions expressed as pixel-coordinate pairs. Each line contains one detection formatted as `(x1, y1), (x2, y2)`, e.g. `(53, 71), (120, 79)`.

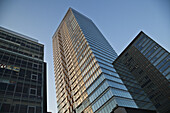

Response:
(113, 31), (170, 113)
(53, 8), (156, 113)
(0, 27), (47, 113)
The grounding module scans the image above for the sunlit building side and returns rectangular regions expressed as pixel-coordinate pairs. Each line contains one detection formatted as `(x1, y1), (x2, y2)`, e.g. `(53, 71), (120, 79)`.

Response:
(53, 8), (156, 113)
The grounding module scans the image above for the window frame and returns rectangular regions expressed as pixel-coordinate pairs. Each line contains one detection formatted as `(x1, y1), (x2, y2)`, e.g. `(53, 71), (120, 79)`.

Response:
(31, 74), (38, 81)
(29, 88), (37, 96)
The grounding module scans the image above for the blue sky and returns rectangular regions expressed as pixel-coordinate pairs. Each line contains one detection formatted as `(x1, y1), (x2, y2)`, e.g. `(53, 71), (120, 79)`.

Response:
(0, 0), (170, 112)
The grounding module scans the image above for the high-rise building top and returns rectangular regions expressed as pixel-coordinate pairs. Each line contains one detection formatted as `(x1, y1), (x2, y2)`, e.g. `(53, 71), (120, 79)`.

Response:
(0, 26), (38, 42)
(113, 31), (170, 113)
(0, 26), (44, 61)
(0, 26), (47, 113)
(53, 8), (155, 113)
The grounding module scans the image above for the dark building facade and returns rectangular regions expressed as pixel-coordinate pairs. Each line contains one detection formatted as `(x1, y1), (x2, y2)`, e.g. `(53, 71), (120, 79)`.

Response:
(113, 62), (156, 110)
(113, 31), (170, 113)
(53, 8), (156, 113)
(0, 27), (47, 113)
(112, 107), (156, 113)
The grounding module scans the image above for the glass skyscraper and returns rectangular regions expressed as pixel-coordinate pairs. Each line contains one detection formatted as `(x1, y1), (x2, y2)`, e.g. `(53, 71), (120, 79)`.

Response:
(53, 8), (155, 113)
(0, 26), (47, 113)
(113, 31), (170, 113)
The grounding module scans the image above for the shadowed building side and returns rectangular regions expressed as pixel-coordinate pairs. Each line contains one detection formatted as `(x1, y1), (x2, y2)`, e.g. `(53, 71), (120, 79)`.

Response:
(113, 31), (170, 113)
(0, 26), (47, 113)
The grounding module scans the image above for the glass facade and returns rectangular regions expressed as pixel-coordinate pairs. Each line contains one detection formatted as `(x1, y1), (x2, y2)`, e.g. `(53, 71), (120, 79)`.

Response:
(134, 33), (170, 80)
(113, 31), (170, 113)
(0, 27), (47, 113)
(113, 61), (156, 110)
(53, 8), (141, 113)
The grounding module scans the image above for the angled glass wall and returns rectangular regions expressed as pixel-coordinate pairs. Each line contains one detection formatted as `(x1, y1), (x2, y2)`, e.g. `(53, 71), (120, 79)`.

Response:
(113, 31), (170, 113)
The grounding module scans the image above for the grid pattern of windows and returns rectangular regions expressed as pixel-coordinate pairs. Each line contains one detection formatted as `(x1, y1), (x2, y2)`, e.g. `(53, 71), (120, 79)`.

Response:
(92, 89), (113, 112)
(135, 34), (170, 80)
(113, 61), (155, 110)
(0, 29), (43, 60)
(0, 27), (45, 113)
(53, 8), (138, 113)
(114, 97), (138, 107)
(89, 81), (109, 103)
(114, 32), (170, 113)
(72, 8), (137, 112)
(96, 98), (117, 113)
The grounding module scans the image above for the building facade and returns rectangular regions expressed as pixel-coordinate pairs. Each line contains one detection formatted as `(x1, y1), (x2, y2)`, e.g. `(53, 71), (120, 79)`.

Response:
(113, 61), (156, 110)
(53, 8), (155, 113)
(112, 106), (156, 113)
(0, 27), (47, 113)
(113, 31), (170, 113)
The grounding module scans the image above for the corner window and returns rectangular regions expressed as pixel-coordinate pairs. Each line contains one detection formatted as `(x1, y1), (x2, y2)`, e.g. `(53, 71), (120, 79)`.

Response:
(31, 74), (38, 81)
(29, 88), (37, 95)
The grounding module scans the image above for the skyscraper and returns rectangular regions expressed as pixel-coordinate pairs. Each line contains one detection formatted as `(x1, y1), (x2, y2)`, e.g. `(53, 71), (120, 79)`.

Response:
(0, 26), (47, 113)
(113, 31), (170, 113)
(53, 8), (156, 113)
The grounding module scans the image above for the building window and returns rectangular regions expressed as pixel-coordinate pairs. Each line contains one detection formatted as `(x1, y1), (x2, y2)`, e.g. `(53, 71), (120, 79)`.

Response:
(36, 106), (41, 113)
(7, 84), (15, 91)
(34, 55), (38, 58)
(29, 88), (37, 95)
(1, 103), (10, 112)
(0, 83), (7, 90)
(31, 74), (38, 81)
(154, 45), (159, 50)
(139, 70), (143, 74)
(33, 64), (37, 68)
(20, 105), (27, 113)
(28, 106), (35, 113)
(125, 53), (128, 56)
(15, 82), (23, 93)
(0, 63), (7, 68)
